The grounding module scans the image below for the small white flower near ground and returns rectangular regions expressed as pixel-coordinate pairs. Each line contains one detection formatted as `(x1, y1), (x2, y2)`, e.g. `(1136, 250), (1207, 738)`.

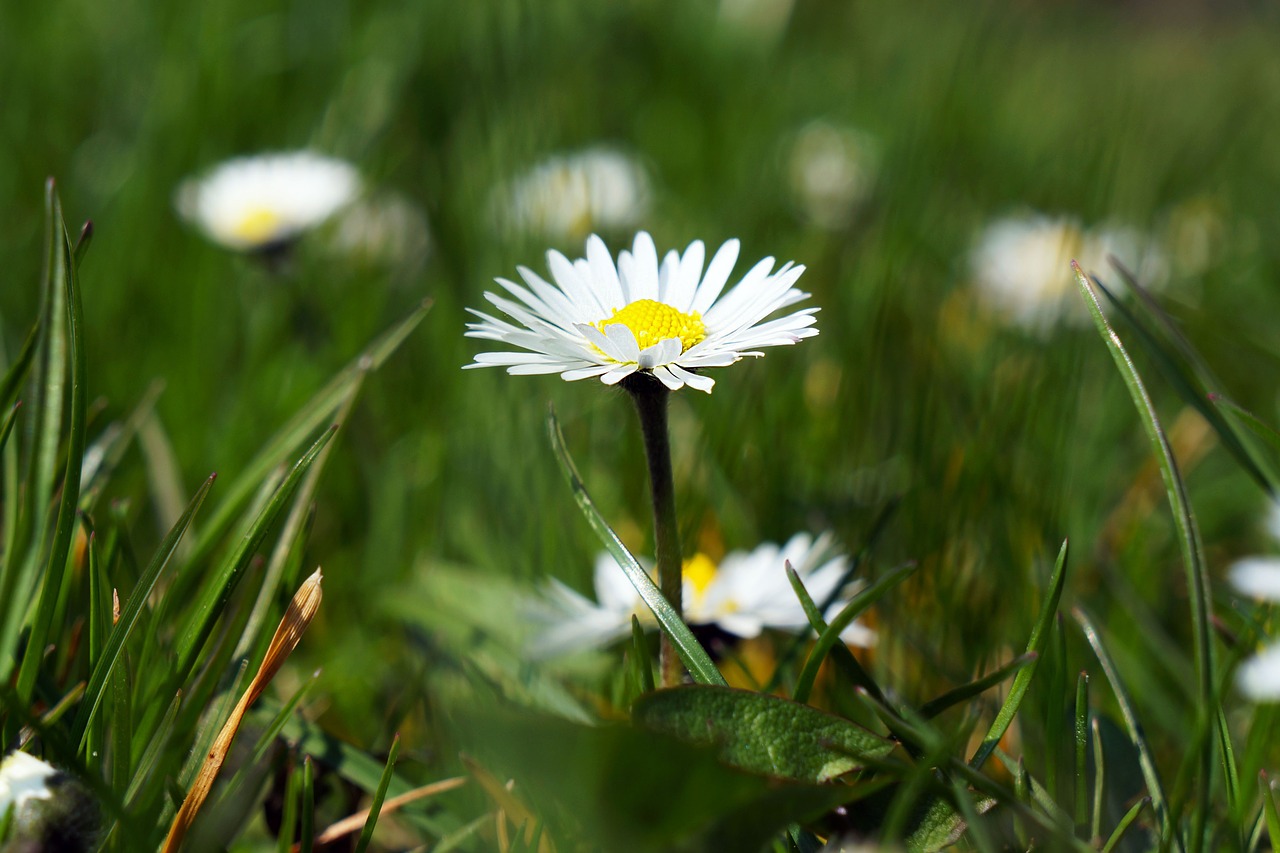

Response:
(465, 230), (818, 393)
(491, 147), (651, 240)
(175, 151), (360, 251)
(525, 532), (876, 658)
(0, 751), (58, 816)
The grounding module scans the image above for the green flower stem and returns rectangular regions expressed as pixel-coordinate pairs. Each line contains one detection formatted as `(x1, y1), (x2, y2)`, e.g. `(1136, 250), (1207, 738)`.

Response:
(624, 374), (685, 688)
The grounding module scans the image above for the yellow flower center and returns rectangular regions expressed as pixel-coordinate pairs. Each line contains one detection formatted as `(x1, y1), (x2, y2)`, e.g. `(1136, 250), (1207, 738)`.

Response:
(683, 552), (719, 596)
(230, 207), (285, 245)
(593, 299), (706, 353)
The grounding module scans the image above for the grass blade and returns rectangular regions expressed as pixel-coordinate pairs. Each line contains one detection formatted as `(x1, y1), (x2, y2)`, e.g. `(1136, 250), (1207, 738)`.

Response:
(1075, 606), (1179, 853)
(72, 473), (217, 751)
(785, 562), (885, 703)
(793, 561), (915, 704)
(547, 407), (725, 687)
(1075, 262), (1215, 851)
(969, 538), (1068, 770)
(920, 652), (1037, 720)
(354, 734), (401, 853)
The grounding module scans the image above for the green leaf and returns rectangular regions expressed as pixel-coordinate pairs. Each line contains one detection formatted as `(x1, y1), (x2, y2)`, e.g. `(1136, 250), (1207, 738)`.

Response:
(547, 407), (725, 687)
(969, 538), (1068, 770)
(632, 685), (893, 782)
(793, 561), (915, 704)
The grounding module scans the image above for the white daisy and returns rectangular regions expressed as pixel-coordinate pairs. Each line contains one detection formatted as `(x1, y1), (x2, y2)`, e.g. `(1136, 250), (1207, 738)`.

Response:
(969, 212), (1165, 332)
(175, 151), (360, 251)
(0, 751), (57, 818)
(786, 121), (879, 231)
(525, 533), (876, 658)
(492, 146), (650, 240)
(465, 231), (818, 393)
(1230, 505), (1280, 700)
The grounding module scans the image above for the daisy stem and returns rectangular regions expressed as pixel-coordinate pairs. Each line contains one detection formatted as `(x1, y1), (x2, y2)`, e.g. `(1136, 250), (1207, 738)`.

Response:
(624, 375), (685, 688)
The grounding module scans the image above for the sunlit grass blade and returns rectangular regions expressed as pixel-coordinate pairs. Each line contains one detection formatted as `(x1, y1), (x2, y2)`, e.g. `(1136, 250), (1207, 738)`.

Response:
(1074, 606), (1179, 852)
(547, 407), (725, 687)
(1075, 262), (1216, 850)
(1094, 275), (1273, 492)
(71, 473), (216, 752)
(793, 562), (915, 704)
(173, 426), (335, 681)
(14, 193), (86, 705)
(1216, 706), (1243, 848)
(968, 539), (1068, 771)
(187, 300), (430, 564)
(1090, 718), (1105, 843)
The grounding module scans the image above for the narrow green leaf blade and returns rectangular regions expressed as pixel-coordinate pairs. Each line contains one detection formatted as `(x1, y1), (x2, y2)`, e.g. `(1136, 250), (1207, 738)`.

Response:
(547, 408), (725, 687)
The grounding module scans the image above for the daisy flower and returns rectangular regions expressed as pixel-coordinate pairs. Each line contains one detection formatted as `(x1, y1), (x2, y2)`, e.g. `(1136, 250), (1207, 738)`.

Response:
(1229, 502), (1280, 700)
(525, 533), (876, 658)
(491, 146), (650, 240)
(969, 212), (1165, 332)
(175, 151), (360, 251)
(786, 120), (879, 231)
(0, 751), (99, 851)
(465, 230), (818, 393)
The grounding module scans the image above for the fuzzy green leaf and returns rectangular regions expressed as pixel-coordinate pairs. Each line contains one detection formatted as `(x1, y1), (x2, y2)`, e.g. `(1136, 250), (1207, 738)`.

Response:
(632, 685), (893, 782)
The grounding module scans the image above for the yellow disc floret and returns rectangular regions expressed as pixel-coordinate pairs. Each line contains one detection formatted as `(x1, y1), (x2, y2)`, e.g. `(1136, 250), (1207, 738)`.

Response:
(229, 207), (286, 245)
(683, 552), (719, 597)
(593, 299), (706, 353)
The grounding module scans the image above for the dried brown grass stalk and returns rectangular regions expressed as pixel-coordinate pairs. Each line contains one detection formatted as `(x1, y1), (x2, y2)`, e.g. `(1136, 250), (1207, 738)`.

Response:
(162, 567), (324, 853)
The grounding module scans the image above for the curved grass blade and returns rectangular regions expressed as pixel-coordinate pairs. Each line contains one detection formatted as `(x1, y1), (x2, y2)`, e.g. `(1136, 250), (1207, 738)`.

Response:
(174, 426), (336, 681)
(14, 193), (87, 704)
(1074, 606), (1179, 853)
(353, 734), (400, 853)
(1075, 262), (1215, 849)
(968, 538), (1068, 771)
(785, 563), (885, 703)
(793, 562), (915, 704)
(1094, 276), (1272, 492)
(72, 474), (216, 751)
(188, 300), (430, 564)
(1209, 394), (1280, 460)
(547, 408), (725, 687)
(1102, 798), (1150, 853)
(920, 653), (1037, 720)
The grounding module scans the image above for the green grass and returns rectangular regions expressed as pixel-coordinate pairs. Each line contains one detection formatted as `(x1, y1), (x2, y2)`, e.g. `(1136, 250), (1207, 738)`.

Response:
(3, 0), (1280, 849)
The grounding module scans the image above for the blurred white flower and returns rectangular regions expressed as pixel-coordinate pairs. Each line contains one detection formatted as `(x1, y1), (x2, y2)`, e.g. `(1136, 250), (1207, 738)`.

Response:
(466, 230), (817, 393)
(969, 212), (1165, 332)
(0, 751), (57, 816)
(717, 0), (795, 42)
(327, 192), (431, 271)
(525, 533), (876, 658)
(787, 121), (879, 230)
(1230, 502), (1280, 700)
(175, 151), (360, 251)
(492, 147), (650, 240)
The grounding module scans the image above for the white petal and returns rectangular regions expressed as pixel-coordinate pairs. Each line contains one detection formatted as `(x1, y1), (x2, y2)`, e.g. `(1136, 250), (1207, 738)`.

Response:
(691, 238), (741, 314)
(1238, 644), (1280, 700)
(1231, 558), (1280, 601)
(650, 365), (684, 390)
(667, 364), (714, 393)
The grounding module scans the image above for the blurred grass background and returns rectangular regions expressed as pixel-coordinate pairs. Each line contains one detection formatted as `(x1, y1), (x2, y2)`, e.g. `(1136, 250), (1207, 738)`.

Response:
(4, 0), (1280, 840)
